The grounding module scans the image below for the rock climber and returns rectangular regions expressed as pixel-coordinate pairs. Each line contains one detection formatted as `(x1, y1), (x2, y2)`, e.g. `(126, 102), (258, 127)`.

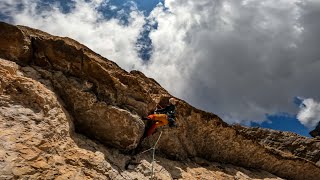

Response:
(143, 98), (178, 137)
(309, 121), (320, 138)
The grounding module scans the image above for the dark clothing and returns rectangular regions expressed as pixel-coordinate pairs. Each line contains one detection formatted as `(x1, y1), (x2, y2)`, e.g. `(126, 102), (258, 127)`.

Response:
(142, 104), (177, 138)
(155, 104), (176, 119)
(155, 104), (176, 127)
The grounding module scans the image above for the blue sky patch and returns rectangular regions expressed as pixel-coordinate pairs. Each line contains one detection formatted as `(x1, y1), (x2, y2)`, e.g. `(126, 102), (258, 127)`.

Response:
(97, 0), (163, 61)
(136, 19), (158, 61)
(251, 113), (310, 137)
(0, 2), (24, 22)
(97, 0), (164, 23)
(36, 0), (76, 14)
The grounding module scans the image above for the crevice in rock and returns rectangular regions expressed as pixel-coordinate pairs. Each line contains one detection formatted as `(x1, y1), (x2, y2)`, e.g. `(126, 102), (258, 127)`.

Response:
(28, 37), (53, 71)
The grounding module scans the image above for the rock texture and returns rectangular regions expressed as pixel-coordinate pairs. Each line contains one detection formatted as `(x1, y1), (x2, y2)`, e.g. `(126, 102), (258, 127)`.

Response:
(0, 21), (320, 179)
(0, 58), (282, 180)
(235, 126), (320, 166)
(0, 58), (120, 179)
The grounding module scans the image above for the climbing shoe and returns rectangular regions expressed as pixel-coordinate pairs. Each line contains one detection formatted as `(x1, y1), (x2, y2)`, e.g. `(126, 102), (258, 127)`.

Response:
(169, 121), (177, 127)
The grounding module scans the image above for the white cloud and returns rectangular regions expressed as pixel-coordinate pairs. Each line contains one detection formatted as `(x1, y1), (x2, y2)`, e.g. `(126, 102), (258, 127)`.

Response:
(143, 0), (320, 125)
(141, 0), (300, 122)
(297, 98), (320, 129)
(5, 0), (146, 70)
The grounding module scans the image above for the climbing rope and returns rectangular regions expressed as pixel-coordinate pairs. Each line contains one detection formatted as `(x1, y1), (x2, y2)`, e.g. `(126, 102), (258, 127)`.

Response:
(151, 131), (163, 180)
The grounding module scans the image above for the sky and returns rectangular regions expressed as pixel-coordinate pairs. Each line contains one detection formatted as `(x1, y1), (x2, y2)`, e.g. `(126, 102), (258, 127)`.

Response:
(1, 0), (320, 137)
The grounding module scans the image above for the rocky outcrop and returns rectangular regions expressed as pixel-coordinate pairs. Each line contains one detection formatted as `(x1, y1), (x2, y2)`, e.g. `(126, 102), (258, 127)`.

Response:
(0, 58), (120, 179)
(1, 21), (320, 179)
(0, 58), (282, 180)
(235, 126), (320, 166)
(0, 21), (153, 151)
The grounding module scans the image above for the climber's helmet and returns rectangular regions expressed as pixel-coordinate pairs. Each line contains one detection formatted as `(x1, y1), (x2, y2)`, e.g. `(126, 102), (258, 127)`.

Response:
(169, 98), (177, 105)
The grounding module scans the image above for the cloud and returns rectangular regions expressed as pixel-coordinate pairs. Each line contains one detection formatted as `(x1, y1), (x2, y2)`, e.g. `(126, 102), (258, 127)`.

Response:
(3, 0), (146, 70)
(297, 98), (320, 129)
(143, 0), (320, 124)
(2, 0), (320, 126)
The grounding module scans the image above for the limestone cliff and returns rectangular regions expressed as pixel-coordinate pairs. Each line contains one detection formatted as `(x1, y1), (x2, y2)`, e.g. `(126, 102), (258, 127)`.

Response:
(0, 21), (319, 179)
(235, 125), (320, 166)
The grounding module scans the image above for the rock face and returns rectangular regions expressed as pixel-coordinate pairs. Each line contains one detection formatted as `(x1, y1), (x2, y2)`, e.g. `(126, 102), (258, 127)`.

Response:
(0, 21), (320, 179)
(235, 126), (320, 166)
(0, 58), (120, 179)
